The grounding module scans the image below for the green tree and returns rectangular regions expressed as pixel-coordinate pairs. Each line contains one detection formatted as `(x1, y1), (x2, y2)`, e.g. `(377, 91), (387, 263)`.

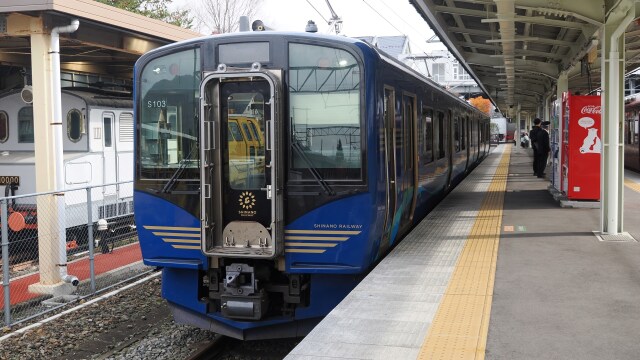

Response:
(95, 0), (193, 29)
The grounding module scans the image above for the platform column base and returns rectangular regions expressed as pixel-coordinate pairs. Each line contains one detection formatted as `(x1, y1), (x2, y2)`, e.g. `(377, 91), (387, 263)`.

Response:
(28, 282), (76, 297)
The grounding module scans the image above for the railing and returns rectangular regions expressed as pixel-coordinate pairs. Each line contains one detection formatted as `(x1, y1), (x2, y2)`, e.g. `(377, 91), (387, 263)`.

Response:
(0, 181), (151, 327)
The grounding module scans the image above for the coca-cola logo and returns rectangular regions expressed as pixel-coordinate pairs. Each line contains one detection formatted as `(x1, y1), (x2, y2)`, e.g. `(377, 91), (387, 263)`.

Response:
(581, 105), (601, 114)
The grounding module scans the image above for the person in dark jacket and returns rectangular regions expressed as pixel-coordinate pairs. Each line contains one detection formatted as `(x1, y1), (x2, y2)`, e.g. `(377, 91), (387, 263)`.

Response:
(536, 121), (551, 178)
(529, 118), (542, 176)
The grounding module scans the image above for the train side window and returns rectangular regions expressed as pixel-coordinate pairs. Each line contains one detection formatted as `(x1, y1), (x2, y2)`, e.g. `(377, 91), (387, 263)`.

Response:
(403, 95), (415, 170)
(18, 107), (34, 143)
(103, 115), (113, 147)
(0, 111), (8, 143)
(454, 115), (461, 152)
(422, 107), (433, 163)
(436, 111), (445, 159)
(67, 109), (84, 142)
(460, 116), (466, 151)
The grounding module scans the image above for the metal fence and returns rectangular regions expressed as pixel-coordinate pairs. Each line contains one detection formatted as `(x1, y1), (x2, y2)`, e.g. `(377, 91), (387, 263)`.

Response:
(0, 181), (151, 327)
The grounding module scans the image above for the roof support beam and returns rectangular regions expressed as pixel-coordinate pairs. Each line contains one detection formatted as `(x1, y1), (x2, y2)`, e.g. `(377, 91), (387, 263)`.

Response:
(481, 16), (589, 31)
(465, 52), (560, 78)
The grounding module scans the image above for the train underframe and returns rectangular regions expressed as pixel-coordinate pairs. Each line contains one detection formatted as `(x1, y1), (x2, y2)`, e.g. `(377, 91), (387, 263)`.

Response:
(202, 258), (310, 322)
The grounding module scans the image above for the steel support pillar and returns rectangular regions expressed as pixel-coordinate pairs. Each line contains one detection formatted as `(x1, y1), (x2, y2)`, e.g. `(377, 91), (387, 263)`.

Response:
(600, 5), (634, 235)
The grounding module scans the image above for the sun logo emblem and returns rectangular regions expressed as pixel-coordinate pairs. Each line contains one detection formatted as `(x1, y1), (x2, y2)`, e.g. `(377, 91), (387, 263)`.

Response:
(238, 191), (256, 210)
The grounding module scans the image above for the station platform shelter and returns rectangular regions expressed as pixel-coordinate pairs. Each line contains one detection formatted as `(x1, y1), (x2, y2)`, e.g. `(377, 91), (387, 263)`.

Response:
(287, 144), (640, 360)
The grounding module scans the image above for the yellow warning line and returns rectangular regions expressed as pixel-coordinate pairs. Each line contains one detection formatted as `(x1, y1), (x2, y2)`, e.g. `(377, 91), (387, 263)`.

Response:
(418, 146), (511, 360)
(624, 178), (640, 193)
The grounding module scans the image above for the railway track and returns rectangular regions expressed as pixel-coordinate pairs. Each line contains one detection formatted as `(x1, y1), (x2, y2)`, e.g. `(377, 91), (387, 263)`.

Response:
(185, 336), (230, 360)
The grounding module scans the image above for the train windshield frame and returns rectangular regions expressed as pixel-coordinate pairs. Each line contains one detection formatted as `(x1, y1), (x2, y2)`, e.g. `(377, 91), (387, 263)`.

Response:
(137, 46), (201, 182)
(287, 42), (364, 183)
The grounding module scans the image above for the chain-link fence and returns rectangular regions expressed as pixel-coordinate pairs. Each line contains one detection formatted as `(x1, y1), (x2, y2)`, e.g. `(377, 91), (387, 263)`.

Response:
(0, 181), (152, 327)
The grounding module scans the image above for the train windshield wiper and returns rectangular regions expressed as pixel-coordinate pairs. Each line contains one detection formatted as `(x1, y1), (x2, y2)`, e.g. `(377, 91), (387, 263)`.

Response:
(291, 140), (335, 196)
(160, 148), (196, 194)
(160, 159), (191, 193)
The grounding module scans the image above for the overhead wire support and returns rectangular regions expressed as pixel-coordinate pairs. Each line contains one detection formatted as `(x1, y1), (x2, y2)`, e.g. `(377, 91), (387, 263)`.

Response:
(324, 0), (342, 35)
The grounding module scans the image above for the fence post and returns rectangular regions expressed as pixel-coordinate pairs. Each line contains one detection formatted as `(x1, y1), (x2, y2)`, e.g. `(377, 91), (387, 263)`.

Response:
(86, 187), (96, 293)
(1, 199), (11, 326)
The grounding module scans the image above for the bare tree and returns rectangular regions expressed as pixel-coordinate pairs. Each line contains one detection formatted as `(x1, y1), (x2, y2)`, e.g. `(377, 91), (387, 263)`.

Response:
(193, 0), (263, 34)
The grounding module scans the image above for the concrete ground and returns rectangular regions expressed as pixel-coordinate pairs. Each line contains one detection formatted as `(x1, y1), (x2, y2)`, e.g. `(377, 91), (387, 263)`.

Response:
(487, 144), (640, 359)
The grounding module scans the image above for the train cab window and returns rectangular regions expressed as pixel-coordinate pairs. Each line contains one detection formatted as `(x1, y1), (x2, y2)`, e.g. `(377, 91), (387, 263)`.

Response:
(228, 121), (243, 141)
(0, 111), (7, 143)
(288, 43), (362, 181)
(422, 107), (433, 163)
(139, 47), (200, 180)
(67, 109), (84, 142)
(18, 107), (34, 143)
(241, 123), (253, 141)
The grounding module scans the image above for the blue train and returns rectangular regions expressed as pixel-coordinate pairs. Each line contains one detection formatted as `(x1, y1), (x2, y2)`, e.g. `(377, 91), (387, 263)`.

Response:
(133, 31), (490, 340)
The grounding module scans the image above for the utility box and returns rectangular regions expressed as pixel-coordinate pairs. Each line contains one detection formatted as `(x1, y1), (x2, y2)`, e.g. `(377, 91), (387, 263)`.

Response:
(561, 93), (601, 200)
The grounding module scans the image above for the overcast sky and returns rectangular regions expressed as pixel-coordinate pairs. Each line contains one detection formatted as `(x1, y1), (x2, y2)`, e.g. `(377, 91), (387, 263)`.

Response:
(174, 0), (446, 54)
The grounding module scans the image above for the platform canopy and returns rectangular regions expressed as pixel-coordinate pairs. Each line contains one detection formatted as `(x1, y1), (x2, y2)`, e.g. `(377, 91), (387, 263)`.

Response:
(410, 0), (640, 115)
(0, 0), (201, 82)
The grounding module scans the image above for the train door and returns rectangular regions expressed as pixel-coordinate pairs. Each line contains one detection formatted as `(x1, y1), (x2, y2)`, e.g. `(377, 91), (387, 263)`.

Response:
(200, 71), (283, 259)
(398, 94), (417, 233)
(102, 112), (117, 196)
(379, 87), (396, 254)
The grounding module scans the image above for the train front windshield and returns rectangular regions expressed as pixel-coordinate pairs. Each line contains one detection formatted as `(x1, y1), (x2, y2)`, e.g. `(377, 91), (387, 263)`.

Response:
(138, 48), (201, 184)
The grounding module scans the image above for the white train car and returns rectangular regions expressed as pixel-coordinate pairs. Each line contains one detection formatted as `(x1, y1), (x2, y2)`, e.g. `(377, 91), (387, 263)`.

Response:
(0, 88), (133, 237)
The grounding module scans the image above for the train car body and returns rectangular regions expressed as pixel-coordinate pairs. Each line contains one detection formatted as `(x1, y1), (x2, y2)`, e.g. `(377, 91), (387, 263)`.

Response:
(0, 89), (134, 240)
(133, 32), (490, 340)
(625, 94), (640, 172)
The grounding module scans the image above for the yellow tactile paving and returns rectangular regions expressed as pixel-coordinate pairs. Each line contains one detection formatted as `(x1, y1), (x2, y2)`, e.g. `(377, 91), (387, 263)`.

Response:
(625, 178), (640, 193)
(418, 146), (511, 360)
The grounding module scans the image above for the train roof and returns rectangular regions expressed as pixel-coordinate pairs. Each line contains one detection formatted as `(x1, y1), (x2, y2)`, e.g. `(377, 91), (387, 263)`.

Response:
(137, 31), (486, 116)
(63, 89), (132, 109)
(0, 88), (132, 109)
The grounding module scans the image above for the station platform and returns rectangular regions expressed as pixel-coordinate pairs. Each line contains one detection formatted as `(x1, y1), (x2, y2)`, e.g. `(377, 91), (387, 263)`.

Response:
(286, 144), (640, 360)
(1, 243), (142, 307)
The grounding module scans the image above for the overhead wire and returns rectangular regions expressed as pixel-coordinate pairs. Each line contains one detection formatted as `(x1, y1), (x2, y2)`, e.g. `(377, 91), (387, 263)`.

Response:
(305, 0), (329, 24)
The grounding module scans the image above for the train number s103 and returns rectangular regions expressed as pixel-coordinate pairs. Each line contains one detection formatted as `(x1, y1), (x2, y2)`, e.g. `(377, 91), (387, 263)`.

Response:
(147, 99), (167, 108)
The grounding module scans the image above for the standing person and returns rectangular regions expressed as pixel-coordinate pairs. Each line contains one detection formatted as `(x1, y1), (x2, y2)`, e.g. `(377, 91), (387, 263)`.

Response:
(529, 118), (542, 175)
(536, 121), (551, 178)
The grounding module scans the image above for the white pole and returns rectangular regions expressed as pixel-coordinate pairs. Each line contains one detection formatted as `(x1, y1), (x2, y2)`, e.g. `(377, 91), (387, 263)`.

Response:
(50, 20), (79, 280)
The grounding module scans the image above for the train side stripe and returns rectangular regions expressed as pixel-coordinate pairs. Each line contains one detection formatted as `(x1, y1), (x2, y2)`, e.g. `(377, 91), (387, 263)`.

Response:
(144, 226), (200, 232)
(285, 249), (326, 253)
(285, 242), (338, 247)
(284, 236), (349, 241)
(171, 245), (201, 250)
(285, 230), (361, 235)
(152, 232), (201, 238)
(162, 238), (201, 244)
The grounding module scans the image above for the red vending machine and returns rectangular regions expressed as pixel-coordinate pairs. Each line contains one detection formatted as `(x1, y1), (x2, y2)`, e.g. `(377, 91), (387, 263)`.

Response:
(561, 93), (601, 200)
